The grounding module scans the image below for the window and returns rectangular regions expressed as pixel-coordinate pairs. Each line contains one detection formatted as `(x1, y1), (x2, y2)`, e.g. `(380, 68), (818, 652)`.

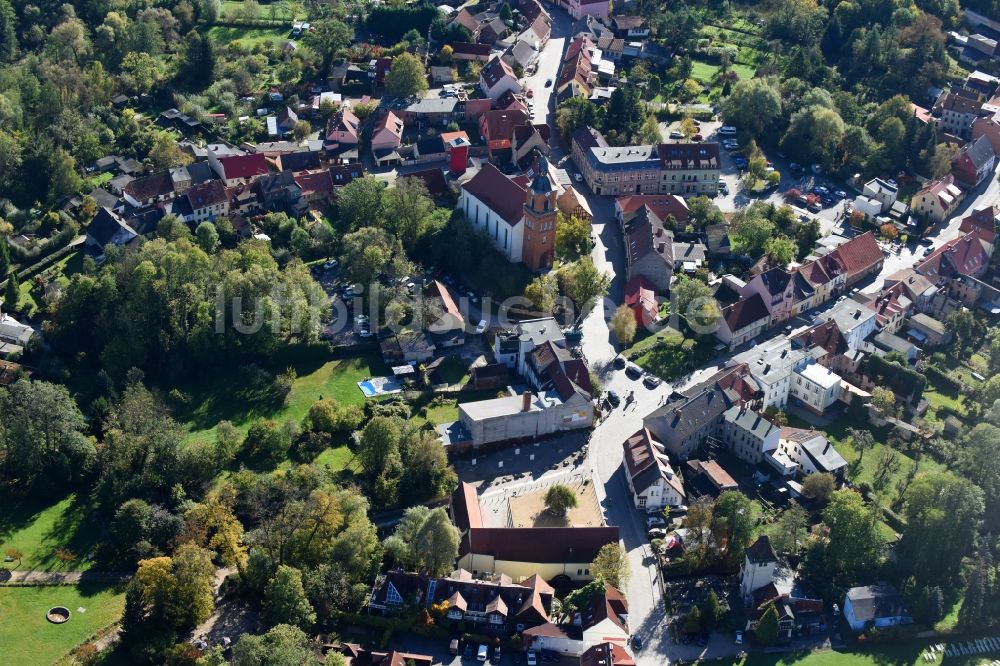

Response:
(577, 569), (583, 575)
(386, 582), (404, 604)
(638, 496), (647, 507)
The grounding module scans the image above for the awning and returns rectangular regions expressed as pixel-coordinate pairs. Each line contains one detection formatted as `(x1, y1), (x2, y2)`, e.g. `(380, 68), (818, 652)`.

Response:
(907, 327), (928, 343)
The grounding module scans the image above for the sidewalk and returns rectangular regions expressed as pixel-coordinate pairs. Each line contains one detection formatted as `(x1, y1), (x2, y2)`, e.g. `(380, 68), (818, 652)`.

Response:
(0, 570), (131, 585)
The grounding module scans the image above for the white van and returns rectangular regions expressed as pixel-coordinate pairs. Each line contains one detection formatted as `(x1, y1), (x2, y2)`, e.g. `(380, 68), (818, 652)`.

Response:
(477, 645), (488, 662)
(719, 125), (737, 135)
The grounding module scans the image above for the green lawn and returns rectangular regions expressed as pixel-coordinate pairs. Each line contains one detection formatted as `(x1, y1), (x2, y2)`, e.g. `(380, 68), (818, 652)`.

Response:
(17, 249), (84, 316)
(732, 63), (757, 80)
(204, 25), (290, 46)
(690, 59), (721, 83)
(730, 644), (990, 666)
(0, 494), (101, 572)
(0, 583), (125, 666)
(432, 356), (471, 387)
(174, 345), (389, 446)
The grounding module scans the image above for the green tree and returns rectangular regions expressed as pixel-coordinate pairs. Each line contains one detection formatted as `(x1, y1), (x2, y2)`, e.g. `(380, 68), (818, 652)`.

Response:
(714, 491), (761, 562)
(756, 604), (780, 645)
(700, 590), (724, 632)
(413, 507), (460, 576)
(3, 272), (17, 310)
(802, 472), (835, 503)
(561, 258), (610, 311)
(671, 275), (719, 331)
(781, 105), (846, 169)
(195, 222), (220, 253)
(730, 205), (775, 256)
(556, 97), (600, 141)
(358, 416), (401, 480)
(302, 18), (352, 72)
(0, 236), (9, 282)
(848, 427), (875, 462)
(264, 565), (317, 630)
(336, 176), (385, 231)
(385, 53), (429, 98)
(544, 484), (578, 517)
(380, 176), (433, 250)
(764, 236), (797, 265)
(232, 624), (321, 666)
(555, 212), (593, 261)
(822, 489), (886, 584)
(178, 29), (216, 87)
(524, 273), (558, 313)
(958, 558), (988, 630)
(770, 502), (809, 553)
(611, 304), (637, 345)
(591, 542), (630, 590)
(0, 0), (18, 62)
(722, 78), (782, 138)
(135, 544), (215, 629)
(292, 120), (312, 142)
(606, 86), (644, 140)
(684, 606), (702, 634)
(0, 378), (94, 491)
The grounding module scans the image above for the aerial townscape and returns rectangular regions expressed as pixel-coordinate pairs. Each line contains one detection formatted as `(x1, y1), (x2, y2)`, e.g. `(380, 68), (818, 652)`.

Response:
(4, 0), (1000, 664)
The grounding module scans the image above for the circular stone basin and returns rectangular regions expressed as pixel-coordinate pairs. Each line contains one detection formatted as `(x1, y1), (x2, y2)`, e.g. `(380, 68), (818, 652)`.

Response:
(46, 607), (71, 624)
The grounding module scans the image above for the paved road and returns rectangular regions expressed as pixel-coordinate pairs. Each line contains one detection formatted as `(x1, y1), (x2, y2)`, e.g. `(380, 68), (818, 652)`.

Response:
(0, 570), (130, 585)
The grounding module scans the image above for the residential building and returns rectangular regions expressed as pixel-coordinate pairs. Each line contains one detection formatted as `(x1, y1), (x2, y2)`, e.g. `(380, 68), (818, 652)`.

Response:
(554, 0), (609, 20)
(480, 56), (521, 100)
(522, 584), (628, 656)
(557, 185), (593, 223)
(513, 124), (553, 166)
(122, 171), (174, 208)
(828, 231), (884, 288)
(610, 15), (649, 38)
(623, 205), (674, 291)
(493, 317), (565, 375)
(740, 536), (779, 605)
(907, 312), (951, 347)
(853, 195), (882, 222)
(622, 428), (686, 512)
(790, 362), (842, 415)
(742, 267), (798, 324)
(819, 298), (877, 349)
(427, 280), (465, 347)
(624, 275), (658, 329)
(209, 152), (269, 186)
(952, 134), (997, 187)
(695, 459), (739, 494)
(614, 194), (689, 225)
(0, 312), (35, 347)
(972, 111), (1000, 154)
(774, 428), (847, 479)
(86, 207), (137, 251)
(368, 568), (553, 632)
(916, 231), (993, 281)
(378, 329), (436, 364)
(169, 161), (214, 192)
(862, 178), (899, 213)
(328, 644), (432, 666)
(266, 106), (298, 136)
(451, 8), (482, 38)
(873, 330), (919, 362)
(479, 109), (530, 158)
(580, 643), (635, 666)
(325, 107), (361, 149)
(715, 292), (771, 349)
(451, 42), (493, 62)
(912, 175), (964, 223)
(180, 180), (228, 223)
(643, 365), (761, 459)
(452, 381), (593, 448)
(275, 150), (321, 173)
(718, 406), (781, 466)
(933, 91), (986, 138)
(579, 143), (661, 196)
(960, 205), (998, 246)
(372, 111), (404, 166)
(457, 525), (620, 582)
(843, 585), (913, 632)
(730, 338), (809, 410)
(293, 169), (334, 205)
(657, 143), (722, 196)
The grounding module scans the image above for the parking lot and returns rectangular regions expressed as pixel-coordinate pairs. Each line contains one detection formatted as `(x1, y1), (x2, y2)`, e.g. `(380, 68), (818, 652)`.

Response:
(390, 633), (578, 666)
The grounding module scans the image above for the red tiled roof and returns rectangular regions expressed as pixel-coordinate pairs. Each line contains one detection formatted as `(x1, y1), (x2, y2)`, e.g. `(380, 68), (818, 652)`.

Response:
(700, 459), (737, 489)
(624, 275), (657, 310)
(461, 162), (526, 225)
(480, 109), (529, 142)
(452, 42), (492, 57)
(960, 206), (997, 244)
(185, 179), (227, 208)
(461, 526), (619, 562)
(219, 153), (268, 180)
(829, 231), (883, 279)
(481, 55), (515, 89)
(451, 482), (484, 530)
(294, 169), (333, 195)
(616, 194), (689, 224)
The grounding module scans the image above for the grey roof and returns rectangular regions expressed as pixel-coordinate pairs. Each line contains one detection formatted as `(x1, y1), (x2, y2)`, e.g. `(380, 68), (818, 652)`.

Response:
(846, 585), (910, 622)
(732, 338), (808, 384)
(821, 298), (875, 333)
(87, 207), (136, 246)
(461, 393), (541, 420)
(515, 317), (565, 347)
(0, 315), (34, 345)
(909, 312), (946, 335)
(797, 433), (847, 473)
(873, 331), (916, 355)
(405, 97), (460, 114)
(959, 135), (996, 170)
(587, 144), (659, 171)
(723, 406), (779, 441)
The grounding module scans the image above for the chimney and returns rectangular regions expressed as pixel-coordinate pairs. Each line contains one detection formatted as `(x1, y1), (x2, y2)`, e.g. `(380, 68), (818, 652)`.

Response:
(824, 442), (830, 454)
(522, 390), (532, 412)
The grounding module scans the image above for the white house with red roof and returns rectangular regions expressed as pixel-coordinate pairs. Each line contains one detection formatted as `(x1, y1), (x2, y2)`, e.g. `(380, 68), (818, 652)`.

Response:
(614, 194), (689, 225)
(372, 111), (404, 166)
(623, 275), (658, 329)
(827, 231), (884, 288)
(479, 56), (521, 101)
(522, 583), (629, 656)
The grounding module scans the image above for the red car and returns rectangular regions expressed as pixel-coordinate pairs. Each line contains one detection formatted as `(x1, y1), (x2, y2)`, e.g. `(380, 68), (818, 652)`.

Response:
(692, 133), (703, 141)
(526, 88), (534, 98)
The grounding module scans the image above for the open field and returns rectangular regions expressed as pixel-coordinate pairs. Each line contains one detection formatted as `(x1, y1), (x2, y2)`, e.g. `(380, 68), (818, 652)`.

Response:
(204, 25), (290, 46)
(729, 643), (1000, 666)
(174, 345), (388, 446)
(0, 583), (125, 666)
(690, 59), (721, 83)
(0, 494), (100, 572)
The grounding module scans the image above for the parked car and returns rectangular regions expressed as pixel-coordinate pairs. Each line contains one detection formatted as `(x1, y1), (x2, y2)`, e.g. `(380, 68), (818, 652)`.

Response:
(478, 644), (488, 662)
(834, 190), (847, 199)
(719, 125), (737, 135)
(526, 651), (538, 666)
(606, 390), (621, 408)
(464, 644), (475, 660)
(692, 133), (703, 141)
(669, 130), (684, 139)
(625, 364), (643, 379)
(544, 78), (553, 87)
(476, 319), (488, 334)
(648, 528), (667, 539)
(735, 631), (743, 645)
(642, 374), (662, 388)
(646, 514), (667, 528)
(668, 505), (689, 516)
(574, 173), (583, 182)
(492, 647), (501, 664)
(613, 355), (626, 369)
(527, 88), (534, 98)
(631, 635), (643, 650)
(323, 259), (338, 270)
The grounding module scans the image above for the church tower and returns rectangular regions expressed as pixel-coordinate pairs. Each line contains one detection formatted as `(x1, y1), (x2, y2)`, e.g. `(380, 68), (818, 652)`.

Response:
(522, 151), (557, 271)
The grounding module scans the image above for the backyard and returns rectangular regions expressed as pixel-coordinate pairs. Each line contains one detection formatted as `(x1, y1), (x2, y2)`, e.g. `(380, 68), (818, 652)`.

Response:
(174, 345), (389, 446)
(730, 642), (1000, 666)
(203, 25), (291, 47)
(0, 583), (125, 666)
(0, 493), (101, 573)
